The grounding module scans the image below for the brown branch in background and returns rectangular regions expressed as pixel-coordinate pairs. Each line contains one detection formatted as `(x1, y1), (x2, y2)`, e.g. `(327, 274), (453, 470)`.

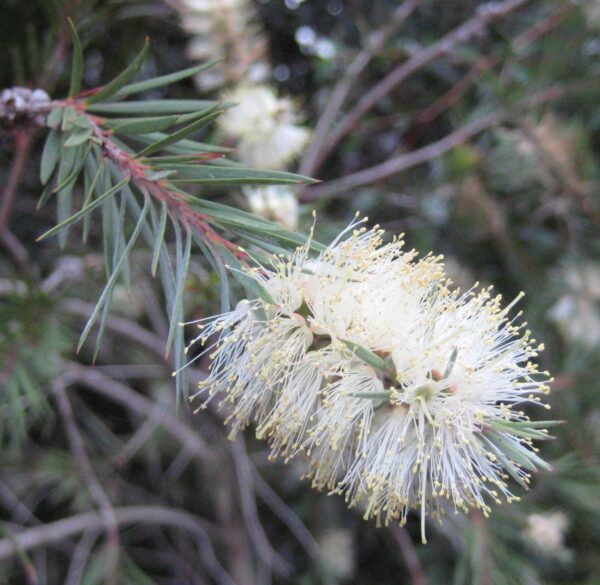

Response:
(519, 118), (600, 230)
(231, 440), (292, 579)
(306, 0), (531, 177)
(415, 3), (573, 127)
(389, 526), (430, 585)
(0, 229), (29, 268)
(303, 81), (593, 202)
(252, 470), (322, 561)
(299, 0), (422, 177)
(0, 130), (35, 232)
(63, 362), (215, 463)
(62, 298), (167, 357)
(304, 112), (502, 200)
(0, 506), (232, 582)
(52, 379), (120, 585)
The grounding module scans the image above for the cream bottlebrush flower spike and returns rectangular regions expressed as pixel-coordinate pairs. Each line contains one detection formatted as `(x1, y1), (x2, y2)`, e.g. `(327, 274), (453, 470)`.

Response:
(172, 0), (269, 91)
(218, 85), (311, 170)
(183, 216), (554, 543)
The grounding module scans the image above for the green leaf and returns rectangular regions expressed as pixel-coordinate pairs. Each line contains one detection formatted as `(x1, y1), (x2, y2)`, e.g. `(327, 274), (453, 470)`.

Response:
(37, 177), (130, 241)
(165, 225), (192, 356)
(134, 108), (221, 157)
(190, 197), (325, 253)
(37, 182), (53, 209)
(167, 164), (317, 185)
(114, 60), (220, 98)
(350, 391), (392, 401)
(109, 115), (180, 135)
(151, 200), (168, 276)
(67, 18), (84, 98)
(340, 340), (388, 373)
(132, 133), (231, 154)
(218, 245), (275, 304)
(46, 107), (63, 128)
(486, 419), (556, 441)
(82, 154), (104, 242)
(78, 199), (149, 352)
(40, 130), (61, 184)
(51, 143), (91, 193)
(85, 38), (149, 105)
(478, 434), (529, 490)
(485, 430), (553, 472)
(64, 127), (93, 147)
(86, 99), (219, 115)
(56, 185), (73, 249)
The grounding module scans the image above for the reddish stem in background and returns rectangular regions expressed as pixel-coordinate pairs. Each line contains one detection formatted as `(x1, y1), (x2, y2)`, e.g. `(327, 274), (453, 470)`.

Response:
(0, 129), (35, 232)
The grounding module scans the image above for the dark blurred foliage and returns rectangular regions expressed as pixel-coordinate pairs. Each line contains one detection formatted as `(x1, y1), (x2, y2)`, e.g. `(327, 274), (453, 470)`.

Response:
(1, 1), (600, 584)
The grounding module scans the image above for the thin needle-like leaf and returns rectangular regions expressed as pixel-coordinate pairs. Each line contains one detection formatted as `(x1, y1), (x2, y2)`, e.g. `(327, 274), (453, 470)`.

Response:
(114, 60), (220, 98)
(165, 225), (192, 356)
(151, 200), (169, 277)
(85, 38), (150, 105)
(67, 18), (84, 98)
(36, 177), (130, 241)
(78, 199), (149, 352)
(135, 108), (221, 157)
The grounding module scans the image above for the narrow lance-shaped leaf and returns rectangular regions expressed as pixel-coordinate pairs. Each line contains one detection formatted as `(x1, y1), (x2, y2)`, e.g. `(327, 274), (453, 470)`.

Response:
(341, 340), (388, 373)
(40, 130), (61, 184)
(151, 200), (169, 277)
(109, 115), (180, 135)
(78, 199), (149, 352)
(86, 99), (218, 116)
(56, 186), (73, 249)
(114, 60), (220, 98)
(85, 38), (149, 105)
(36, 177), (130, 241)
(167, 164), (318, 186)
(51, 143), (91, 194)
(67, 18), (84, 98)
(135, 107), (222, 157)
(165, 224), (192, 356)
(83, 156), (104, 242)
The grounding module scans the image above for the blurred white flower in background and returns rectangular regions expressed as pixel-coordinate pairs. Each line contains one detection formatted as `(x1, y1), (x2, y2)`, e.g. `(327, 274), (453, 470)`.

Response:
(171, 0), (269, 90)
(219, 85), (311, 170)
(318, 529), (355, 580)
(171, 1), (312, 230)
(549, 262), (600, 347)
(185, 218), (553, 542)
(243, 185), (299, 231)
(523, 511), (572, 560)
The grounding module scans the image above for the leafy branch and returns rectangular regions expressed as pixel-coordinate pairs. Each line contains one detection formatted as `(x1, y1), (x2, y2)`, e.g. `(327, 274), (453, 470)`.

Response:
(3, 24), (320, 398)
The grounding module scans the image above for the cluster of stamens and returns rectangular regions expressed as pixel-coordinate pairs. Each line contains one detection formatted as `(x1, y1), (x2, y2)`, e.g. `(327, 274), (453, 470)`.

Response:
(182, 218), (553, 542)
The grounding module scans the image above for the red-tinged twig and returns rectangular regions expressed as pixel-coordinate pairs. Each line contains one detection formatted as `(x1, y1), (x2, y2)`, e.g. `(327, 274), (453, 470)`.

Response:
(306, 0), (531, 177)
(75, 104), (246, 258)
(299, 0), (422, 177)
(52, 379), (120, 585)
(389, 526), (430, 585)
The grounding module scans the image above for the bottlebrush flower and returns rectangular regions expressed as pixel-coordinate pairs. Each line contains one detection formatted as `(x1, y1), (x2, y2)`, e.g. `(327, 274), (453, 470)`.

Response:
(243, 185), (300, 231)
(171, 0), (269, 90)
(184, 217), (554, 542)
(218, 85), (310, 170)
